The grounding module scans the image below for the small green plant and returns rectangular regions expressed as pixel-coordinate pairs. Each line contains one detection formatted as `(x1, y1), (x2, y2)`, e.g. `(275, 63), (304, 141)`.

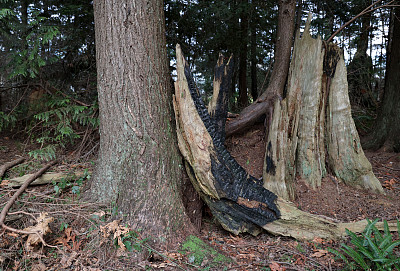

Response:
(52, 170), (90, 196)
(296, 242), (306, 253)
(114, 230), (149, 252)
(60, 222), (69, 231)
(328, 219), (400, 271)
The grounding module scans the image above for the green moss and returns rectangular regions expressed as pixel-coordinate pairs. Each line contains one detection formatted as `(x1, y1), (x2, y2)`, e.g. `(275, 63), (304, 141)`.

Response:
(179, 235), (231, 268)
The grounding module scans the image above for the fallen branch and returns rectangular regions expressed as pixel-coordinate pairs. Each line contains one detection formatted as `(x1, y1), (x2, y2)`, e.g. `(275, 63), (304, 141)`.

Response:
(0, 157), (25, 179)
(0, 160), (57, 229)
(263, 198), (399, 241)
(327, 0), (397, 43)
(6, 171), (85, 187)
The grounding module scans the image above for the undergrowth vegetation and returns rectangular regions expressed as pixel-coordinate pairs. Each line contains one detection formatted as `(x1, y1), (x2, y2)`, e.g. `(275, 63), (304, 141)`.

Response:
(0, 92), (98, 161)
(328, 219), (400, 271)
(27, 94), (99, 160)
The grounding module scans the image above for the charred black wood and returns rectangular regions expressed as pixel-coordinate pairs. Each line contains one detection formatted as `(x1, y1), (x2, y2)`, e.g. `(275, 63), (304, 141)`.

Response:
(183, 62), (280, 232)
(209, 55), (234, 143)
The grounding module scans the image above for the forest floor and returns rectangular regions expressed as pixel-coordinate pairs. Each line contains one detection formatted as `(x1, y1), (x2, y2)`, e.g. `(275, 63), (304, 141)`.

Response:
(0, 125), (399, 270)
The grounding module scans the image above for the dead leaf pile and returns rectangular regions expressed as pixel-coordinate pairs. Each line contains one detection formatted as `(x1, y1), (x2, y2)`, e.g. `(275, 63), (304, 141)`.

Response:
(55, 227), (82, 251)
(383, 178), (397, 190)
(100, 220), (130, 251)
(23, 212), (54, 250)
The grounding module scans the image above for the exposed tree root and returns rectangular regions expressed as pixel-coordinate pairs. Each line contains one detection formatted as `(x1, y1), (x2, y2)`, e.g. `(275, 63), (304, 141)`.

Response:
(0, 157), (25, 179)
(0, 160), (58, 248)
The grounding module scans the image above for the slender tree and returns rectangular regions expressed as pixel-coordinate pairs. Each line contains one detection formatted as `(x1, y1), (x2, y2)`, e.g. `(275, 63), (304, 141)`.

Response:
(88, 0), (193, 245)
(367, 3), (400, 151)
(347, 0), (374, 108)
(238, 0), (249, 108)
(250, 0), (258, 100)
(226, 0), (296, 136)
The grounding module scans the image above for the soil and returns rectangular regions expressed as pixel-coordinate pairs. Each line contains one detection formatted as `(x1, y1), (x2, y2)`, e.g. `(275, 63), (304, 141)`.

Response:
(1, 125), (399, 270)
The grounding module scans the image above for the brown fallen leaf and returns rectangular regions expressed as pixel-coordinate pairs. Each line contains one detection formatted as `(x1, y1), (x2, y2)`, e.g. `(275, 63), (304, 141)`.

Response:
(31, 261), (47, 271)
(55, 227), (82, 251)
(0, 179), (10, 187)
(269, 261), (285, 271)
(23, 212), (54, 250)
(312, 237), (324, 244)
(60, 251), (78, 268)
(100, 220), (131, 251)
(311, 249), (328, 258)
(383, 179), (396, 190)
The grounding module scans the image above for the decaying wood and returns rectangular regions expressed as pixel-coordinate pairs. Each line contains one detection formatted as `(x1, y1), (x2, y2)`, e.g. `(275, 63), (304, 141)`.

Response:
(263, 15), (383, 201)
(6, 171), (85, 188)
(0, 160), (57, 228)
(174, 44), (279, 236)
(208, 53), (234, 141)
(173, 44), (395, 241)
(263, 198), (398, 241)
(0, 157), (25, 179)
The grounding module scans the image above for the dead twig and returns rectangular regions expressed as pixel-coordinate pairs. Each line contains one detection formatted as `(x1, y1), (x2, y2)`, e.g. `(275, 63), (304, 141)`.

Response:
(0, 157), (25, 179)
(0, 160), (57, 248)
(327, 0), (397, 42)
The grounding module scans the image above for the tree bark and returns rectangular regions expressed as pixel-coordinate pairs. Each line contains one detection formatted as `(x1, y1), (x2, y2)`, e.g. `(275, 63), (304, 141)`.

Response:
(226, 0), (296, 137)
(366, 3), (400, 151)
(88, 0), (193, 246)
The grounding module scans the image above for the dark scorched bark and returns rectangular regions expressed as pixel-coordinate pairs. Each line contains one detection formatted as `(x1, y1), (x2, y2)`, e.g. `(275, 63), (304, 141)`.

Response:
(182, 59), (280, 235)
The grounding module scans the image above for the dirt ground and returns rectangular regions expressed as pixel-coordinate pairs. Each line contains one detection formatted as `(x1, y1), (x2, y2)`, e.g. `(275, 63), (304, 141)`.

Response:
(226, 124), (400, 223)
(0, 125), (399, 270)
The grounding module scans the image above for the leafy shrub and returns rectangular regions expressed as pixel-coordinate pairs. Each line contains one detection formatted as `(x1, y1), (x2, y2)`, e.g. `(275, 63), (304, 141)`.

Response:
(53, 169), (90, 196)
(0, 111), (17, 131)
(328, 219), (400, 271)
(28, 94), (98, 160)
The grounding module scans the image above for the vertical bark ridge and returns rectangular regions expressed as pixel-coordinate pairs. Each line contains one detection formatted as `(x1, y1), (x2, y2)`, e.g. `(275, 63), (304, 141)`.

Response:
(89, 0), (192, 245)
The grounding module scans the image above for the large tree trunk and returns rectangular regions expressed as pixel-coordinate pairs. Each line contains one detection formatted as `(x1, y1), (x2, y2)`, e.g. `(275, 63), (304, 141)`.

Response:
(88, 0), (192, 245)
(226, 0), (296, 137)
(366, 3), (400, 152)
(263, 16), (384, 202)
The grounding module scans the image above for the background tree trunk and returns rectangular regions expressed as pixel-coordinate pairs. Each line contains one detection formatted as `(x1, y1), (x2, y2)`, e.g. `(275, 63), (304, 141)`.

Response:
(238, 0), (249, 108)
(226, 0), (296, 137)
(347, 1), (374, 108)
(250, 0), (258, 101)
(366, 3), (400, 152)
(88, 0), (192, 245)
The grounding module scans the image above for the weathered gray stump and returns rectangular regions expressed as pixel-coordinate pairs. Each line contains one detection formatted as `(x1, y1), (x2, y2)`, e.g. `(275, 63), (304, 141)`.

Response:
(263, 16), (383, 201)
